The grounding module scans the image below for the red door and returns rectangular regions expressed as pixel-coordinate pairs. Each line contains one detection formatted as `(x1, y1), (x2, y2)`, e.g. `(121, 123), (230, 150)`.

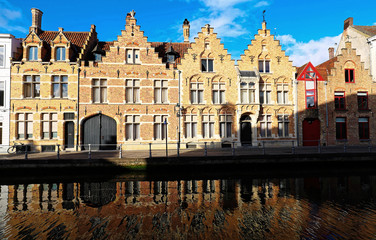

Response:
(303, 119), (320, 146)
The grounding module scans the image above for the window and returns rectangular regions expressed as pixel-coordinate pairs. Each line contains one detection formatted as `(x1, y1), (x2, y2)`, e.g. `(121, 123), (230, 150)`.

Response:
(240, 82), (255, 104)
(56, 47), (66, 61)
(0, 45), (4, 67)
(92, 79), (107, 103)
(201, 59), (214, 72)
(260, 115), (272, 137)
(126, 49), (140, 64)
(0, 82), (4, 107)
(202, 114), (215, 138)
(334, 92), (345, 110)
(125, 115), (140, 141)
(16, 113), (33, 139)
(219, 114), (232, 138)
(258, 60), (270, 73)
(305, 80), (316, 109)
(154, 115), (167, 140)
(42, 113), (58, 139)
(154, 80), (167, 103)
(345, 69), (354, 83)
(0, 122), (2, 144)
(212, 82), (225, 104)
(359, 117), (369, 140)
(28, 46), (38, 61)
(190, 82), (204, 104)
(358, 92), (368, 110)
(184, 114), (197, 138)
(94, 53), (102, 62)
(24, 75), (40, 98)
(125, 79), (140, 103)
(277, 84), (289, 104)
(52, 76), (68, 98)
(278, 115), (289, 137)
(64, 113), (75, 120)
(260, 84), (271, 104)
(336, 117), (347, 140)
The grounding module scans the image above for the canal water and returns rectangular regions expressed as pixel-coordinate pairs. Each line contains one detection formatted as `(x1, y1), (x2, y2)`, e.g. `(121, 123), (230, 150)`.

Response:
(1, 173), (376, 239)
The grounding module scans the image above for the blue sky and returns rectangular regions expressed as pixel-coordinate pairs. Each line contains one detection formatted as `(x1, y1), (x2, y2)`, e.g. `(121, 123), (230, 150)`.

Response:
(1, 0), (375, 66)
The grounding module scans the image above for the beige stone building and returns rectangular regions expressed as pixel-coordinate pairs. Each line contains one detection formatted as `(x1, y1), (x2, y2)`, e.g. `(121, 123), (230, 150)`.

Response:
(178, 23), (238, 148)
(237, 21), (296, 146)
(10, 8), (97, 151)
(78, 11), (189, 150)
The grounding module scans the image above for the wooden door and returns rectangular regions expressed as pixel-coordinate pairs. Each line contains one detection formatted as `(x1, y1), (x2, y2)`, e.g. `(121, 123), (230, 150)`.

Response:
(303, 119), (320, 146)
(64, 121), (74, 148)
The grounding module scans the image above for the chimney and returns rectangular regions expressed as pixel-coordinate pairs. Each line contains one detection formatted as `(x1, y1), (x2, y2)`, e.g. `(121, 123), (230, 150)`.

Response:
(344, 17), (353, 30)
(30, 8), (43, 34)
(328, 47), (334, 59)
(183, 19), (190, 43)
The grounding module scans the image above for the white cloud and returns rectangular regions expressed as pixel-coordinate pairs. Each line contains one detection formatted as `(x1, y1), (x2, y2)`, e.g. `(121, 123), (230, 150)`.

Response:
(276, 34), (341, 66)
(185, 0), (263, 40)
(374, 22), (376, 26)
(0, 1), (26, 33)
(254, 1), (269, 8)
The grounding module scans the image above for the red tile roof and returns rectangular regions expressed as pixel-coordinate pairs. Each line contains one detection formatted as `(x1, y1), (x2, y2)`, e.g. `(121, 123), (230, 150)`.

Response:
(315, 57), (338, 80)
(38, 31), (90, 48)
(151, 42), (190, 67)
(296, 63), (308, 76)
(353, 25), (376, 37)
(99, 41), (114, 51)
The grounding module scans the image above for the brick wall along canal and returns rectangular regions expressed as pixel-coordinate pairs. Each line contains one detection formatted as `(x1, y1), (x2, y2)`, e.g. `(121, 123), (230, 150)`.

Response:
(1, 173), (376, 239)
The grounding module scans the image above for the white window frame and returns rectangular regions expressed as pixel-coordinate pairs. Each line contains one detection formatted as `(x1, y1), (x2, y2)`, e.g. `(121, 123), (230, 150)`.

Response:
(125, 79), (140, 103)
(260, 84), (271, 104)
(201, 59), (214, 72)
(260, 114), (272, 137)
(190, 82), (204, 104)
(126, 49), (140, 64)
(278, 115), (289, 137)
(125, 115), (140, 141)
(42, 113), (58, 139)
(52, 75), (68, 98)
(277, 83), (289, 104)
(184, 114), (197, 139)
(28, 46), (38, 61)
(154, 115), (168, 140)
(92, 79), (107, 103)
(212, 82), (225, 104)
(154, 80), (168, 103)
(24, 75), (40, 98)
(17, 113), (33, 139)
(258, 59), (270, 73)
(240, 81), (255, 104)
(202, 114), (215, 138)
(56, 47), (66, 61)
(0, 45), (5, 68)
(219, 114), (232, 138)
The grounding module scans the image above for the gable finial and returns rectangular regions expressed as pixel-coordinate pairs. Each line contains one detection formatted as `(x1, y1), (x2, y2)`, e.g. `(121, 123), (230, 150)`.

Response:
(263, 10), (266, 22)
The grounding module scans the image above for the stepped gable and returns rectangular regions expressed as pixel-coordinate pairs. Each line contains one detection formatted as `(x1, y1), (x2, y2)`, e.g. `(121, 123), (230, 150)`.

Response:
(353, 25), (376, 37)
(151, 42), (190, 67)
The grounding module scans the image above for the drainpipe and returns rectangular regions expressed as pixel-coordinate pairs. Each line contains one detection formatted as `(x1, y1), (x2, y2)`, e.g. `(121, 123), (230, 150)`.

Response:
(76, 65), (80, 151)
(325, 81), (329, 146)
(178, 70), (181, 150)
(294, 78), (299, 146)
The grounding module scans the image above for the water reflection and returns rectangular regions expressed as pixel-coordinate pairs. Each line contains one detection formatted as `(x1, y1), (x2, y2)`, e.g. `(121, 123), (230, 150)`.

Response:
(1, 176), (376, 239)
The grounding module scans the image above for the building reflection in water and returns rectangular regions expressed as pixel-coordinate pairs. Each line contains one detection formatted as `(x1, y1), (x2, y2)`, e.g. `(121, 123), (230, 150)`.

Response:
(1, 176), (376, 239)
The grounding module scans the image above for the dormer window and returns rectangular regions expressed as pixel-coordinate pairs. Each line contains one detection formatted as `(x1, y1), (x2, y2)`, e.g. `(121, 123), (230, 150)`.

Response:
(94, 53), (102, 62)
(56, 47), (66, 61)
(28, 46), (38, 61)
(167, 54), (175, 63)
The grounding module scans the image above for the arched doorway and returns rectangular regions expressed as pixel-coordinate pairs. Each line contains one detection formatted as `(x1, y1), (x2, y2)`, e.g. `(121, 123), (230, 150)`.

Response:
(82, 114), (117, 150)
(240, 114), (252, 145)
(302, 118), (320, 146)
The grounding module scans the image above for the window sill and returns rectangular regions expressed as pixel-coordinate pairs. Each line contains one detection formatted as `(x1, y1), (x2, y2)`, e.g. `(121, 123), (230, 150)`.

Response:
(358, 109), (371, 112)
(336, 139), (348, 142)
(201, 71), (215, 73)
(124, 102), (142, 104)
(360, 139), (371, 142)
(335, 109), (348, 112)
